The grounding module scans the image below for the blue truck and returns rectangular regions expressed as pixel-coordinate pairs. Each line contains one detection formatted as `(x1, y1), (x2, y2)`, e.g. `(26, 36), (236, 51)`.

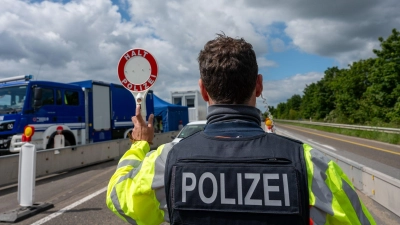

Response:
(0, 75), (154, 155)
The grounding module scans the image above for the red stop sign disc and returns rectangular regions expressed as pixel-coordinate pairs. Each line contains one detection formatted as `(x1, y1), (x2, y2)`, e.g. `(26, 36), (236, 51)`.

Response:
(117, 48), (158, 92)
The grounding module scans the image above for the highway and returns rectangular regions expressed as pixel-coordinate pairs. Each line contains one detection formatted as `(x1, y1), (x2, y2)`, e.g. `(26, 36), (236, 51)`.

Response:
(276, 123), (400, 179)
(0, 124), (400, 224)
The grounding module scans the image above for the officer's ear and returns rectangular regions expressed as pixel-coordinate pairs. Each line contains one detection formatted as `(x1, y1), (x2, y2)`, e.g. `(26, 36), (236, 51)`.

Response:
(199, 79), (210, 102)
(255, 74), (263, 97)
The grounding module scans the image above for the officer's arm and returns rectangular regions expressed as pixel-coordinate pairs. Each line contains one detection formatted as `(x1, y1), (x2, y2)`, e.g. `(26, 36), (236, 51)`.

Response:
(106, 141), (167, 225)
(303, 144), (376, 225)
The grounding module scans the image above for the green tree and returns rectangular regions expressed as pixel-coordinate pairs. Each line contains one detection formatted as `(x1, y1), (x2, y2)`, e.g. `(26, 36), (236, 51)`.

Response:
(300, 83), (318, 120)
(318, 67), (337, 121)
(286, 94), (302, 119)
(361, 29), (400, 123)
(301, 74), (335, 121)
(275, 29), (400, 126)
(268, 106), (276, 117)
(287, 94), (302, 111)
(330, 60), (374, 123)
(276, 102), (287, 119)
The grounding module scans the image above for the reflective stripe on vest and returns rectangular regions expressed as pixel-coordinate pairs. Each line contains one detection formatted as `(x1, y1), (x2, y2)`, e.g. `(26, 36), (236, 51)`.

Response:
(304, 144), (374, 225)
(107, 142), (169, 225)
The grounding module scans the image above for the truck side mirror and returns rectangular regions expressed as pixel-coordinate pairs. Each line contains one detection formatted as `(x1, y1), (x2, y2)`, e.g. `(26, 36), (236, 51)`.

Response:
(33, 87), (43, 108)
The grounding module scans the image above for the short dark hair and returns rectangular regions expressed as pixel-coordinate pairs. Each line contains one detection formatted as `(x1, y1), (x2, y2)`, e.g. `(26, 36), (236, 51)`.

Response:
(198, 33), (258, 104)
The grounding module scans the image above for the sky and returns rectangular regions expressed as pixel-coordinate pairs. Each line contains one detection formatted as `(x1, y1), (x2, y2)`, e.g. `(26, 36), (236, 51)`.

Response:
(1, 0), (399, 112)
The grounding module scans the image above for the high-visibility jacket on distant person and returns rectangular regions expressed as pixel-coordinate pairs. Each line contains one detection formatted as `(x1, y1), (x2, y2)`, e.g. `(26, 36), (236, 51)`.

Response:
(106, 105), (376, 225)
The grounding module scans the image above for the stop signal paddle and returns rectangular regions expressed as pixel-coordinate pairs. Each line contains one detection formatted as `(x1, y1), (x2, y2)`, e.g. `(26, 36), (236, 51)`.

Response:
(117, 48), (158, 121)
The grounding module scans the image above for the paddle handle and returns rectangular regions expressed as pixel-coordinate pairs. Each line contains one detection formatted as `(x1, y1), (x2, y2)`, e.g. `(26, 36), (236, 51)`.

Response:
(133, 91), (148, 121)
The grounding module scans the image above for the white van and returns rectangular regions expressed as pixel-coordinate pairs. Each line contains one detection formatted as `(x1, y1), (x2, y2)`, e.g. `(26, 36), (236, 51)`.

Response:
(171, 120), (207, 143)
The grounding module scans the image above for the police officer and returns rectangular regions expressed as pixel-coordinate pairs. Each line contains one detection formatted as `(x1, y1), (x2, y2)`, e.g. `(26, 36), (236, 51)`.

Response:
(265, 117), (273, 133)
(106, 34), (376, 225)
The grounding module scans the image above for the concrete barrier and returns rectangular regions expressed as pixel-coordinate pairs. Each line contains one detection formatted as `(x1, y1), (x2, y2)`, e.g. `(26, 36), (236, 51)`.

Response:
(0, 131), (179, 187)
(0, 140), (121, 187)
(150, 131), (180, 150)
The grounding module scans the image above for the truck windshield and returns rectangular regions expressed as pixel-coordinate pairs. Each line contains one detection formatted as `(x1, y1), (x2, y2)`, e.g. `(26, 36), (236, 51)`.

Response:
(0, 85), (27, 114)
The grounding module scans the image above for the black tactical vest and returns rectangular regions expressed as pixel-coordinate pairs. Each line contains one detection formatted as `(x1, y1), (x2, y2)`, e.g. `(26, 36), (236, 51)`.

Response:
(165, 132), (309, 225)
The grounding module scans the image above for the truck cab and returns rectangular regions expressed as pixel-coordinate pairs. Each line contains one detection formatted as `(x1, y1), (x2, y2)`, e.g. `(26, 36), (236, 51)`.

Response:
(0, 75), (85, 154)
(0, 80), (28, 152)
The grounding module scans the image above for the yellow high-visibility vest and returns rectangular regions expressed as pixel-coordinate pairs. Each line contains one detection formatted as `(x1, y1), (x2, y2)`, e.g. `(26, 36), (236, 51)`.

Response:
(106, 141), (376, 225)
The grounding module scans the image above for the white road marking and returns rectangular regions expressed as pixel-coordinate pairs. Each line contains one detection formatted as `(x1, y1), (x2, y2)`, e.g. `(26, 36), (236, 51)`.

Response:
(307, 139), (337, 152)
(322, 145), (336, 151)
(30, 187), (107, 225)
(278, 127), (337, 152)
(307, 139), (320, 145)
(276, 129), (294, 137)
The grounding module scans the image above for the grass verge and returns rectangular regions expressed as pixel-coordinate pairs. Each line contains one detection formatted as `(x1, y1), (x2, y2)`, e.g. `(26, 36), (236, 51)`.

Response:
(277, 121), (400, 145)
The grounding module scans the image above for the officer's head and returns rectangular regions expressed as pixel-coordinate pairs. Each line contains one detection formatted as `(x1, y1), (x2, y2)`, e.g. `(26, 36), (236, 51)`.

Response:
(197, 33), (263, 106)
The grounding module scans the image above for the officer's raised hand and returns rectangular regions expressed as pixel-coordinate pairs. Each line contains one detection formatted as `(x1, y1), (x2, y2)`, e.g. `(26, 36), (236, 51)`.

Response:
(131, 104), (154, 144)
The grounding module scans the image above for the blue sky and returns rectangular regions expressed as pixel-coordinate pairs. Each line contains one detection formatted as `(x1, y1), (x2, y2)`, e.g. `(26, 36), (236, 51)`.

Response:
(1, 0), (398, 111)
(265, 48), (336, 81)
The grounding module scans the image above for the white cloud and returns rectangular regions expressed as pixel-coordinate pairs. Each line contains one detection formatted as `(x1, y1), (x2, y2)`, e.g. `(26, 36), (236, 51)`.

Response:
(177, 64), (189, 72)
(257, 58), (277, 68)
(285, 19), (379, 65)
(0, 0), (399, 110)
(257, 72), (323, 110)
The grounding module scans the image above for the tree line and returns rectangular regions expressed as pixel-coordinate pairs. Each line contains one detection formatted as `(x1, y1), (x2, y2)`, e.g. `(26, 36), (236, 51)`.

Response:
(265, 28), (400, 127)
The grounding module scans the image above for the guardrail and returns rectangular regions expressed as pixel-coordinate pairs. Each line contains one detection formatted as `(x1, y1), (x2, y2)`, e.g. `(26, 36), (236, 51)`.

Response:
(275, 119), (400, 134)
(0, 131), (179, 187)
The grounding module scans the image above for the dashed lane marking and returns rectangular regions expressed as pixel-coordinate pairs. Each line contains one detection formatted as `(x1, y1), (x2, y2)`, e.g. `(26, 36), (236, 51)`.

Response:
(306, 139), (337, 151)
